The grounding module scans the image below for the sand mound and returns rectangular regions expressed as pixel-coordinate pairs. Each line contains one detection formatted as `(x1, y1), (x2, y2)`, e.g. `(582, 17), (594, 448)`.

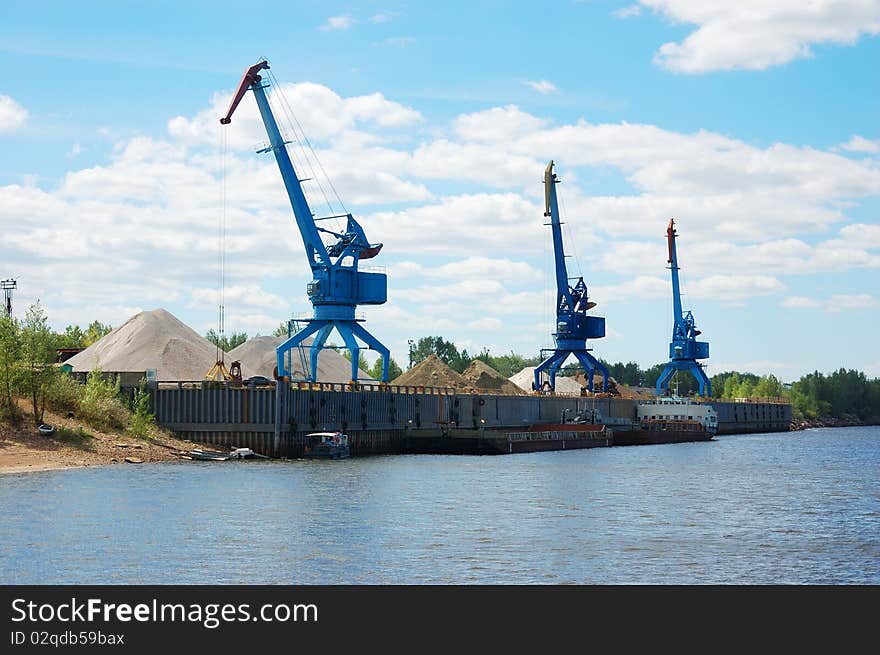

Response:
(462, 360), (527, 395)
(391, 354), (472, 390)
(228, 335), (373, 383)
(574, 372), (620, 395)
(508, 366), (584, 394)
(65, 308), (230, 381)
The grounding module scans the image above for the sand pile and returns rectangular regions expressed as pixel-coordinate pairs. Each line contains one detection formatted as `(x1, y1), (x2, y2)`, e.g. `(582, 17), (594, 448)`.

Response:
(391, 354), (473, 390)
(574, 372), (620, 395)
(462, 360), (527, 395)
(508, 366), (584, 394)
(228, 335), (373, 383)
(65, 309), (229, 381)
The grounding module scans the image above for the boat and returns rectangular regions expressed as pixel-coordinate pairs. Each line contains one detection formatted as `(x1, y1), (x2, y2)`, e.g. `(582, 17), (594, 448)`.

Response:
(37, 424), (55, 435)
(188, 448), (231, 461)
(609, 397), (717, 446)
(229, 447), (269, 459)
(188, 446), (270, 461)
(527, 396), (717, 447)
(303, 432), (351, 460)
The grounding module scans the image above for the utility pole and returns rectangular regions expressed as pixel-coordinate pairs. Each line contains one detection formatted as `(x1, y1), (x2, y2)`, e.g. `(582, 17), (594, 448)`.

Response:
(1, 279), (16, 317)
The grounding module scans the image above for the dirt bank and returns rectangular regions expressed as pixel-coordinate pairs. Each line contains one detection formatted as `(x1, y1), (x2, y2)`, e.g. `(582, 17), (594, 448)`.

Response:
(0, 404), (199, 475)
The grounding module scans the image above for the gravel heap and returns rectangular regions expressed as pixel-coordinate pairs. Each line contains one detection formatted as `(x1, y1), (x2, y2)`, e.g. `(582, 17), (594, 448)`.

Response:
(65, 308), (229, 381)
(461, 360), (527, 395)
(227, 335), (373, 383)
(391, 354), (473, 391)
(508, 366), (584, 395)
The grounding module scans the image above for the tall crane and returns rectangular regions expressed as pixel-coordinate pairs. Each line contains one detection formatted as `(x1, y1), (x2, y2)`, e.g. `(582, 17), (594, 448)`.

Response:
(656, 218), (711, 397)
(534, 161), (608, 393)
(1, 279), (15, 317)
(220, 61), (391, 383)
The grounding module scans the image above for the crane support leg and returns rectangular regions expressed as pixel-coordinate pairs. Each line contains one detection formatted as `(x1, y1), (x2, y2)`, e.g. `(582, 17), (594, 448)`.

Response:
(308, 323), (334, 383)
(655, 361), (712, 397)
(534, 350), (568, 392)
(574, 350), (608, 392)
(337, 323), (362, 383)
(276, 321), (323, 379)
(349, 321), (391, 383)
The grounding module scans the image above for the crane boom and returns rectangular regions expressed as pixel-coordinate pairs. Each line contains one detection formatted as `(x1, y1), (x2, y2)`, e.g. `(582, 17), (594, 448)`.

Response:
(220, 61), (329, 268)
(545, 161), (575, 313)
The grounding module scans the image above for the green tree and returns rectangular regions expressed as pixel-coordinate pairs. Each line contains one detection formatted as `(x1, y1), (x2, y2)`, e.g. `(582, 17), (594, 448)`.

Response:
(342, 348), (370, 373)
(410, 336), (469, 372)
(84, 320), (112, 346)
(20, 302), (57, 426)
(205, 329), (248, 352)
(368, 356), (403, 382)
(55, 324), (86, 348)
(273, 322), (290, 337)
(0, 313), (21, 416)
(475, 349), (541, 378)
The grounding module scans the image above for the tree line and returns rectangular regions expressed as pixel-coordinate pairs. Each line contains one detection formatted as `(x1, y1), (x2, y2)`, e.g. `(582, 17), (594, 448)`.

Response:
(0, 302), (153, 432)
(406, 335), (880, 420)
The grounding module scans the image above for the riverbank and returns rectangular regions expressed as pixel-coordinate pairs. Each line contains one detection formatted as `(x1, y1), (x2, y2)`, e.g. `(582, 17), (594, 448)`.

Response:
(791, 417), (880, 430)
(0, 404), (199, 475)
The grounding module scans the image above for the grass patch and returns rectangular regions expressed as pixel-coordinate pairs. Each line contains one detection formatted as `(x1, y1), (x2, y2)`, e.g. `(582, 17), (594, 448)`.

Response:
(55, 426), (95, 449)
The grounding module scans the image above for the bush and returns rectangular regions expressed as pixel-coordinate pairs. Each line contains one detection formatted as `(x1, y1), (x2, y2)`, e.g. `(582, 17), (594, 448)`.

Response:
(78, 368), (128, 431)
(47, 373), (81, 413)
(128, 379), (155, 439)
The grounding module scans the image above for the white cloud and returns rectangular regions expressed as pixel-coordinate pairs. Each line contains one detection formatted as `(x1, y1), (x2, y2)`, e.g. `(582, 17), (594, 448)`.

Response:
(636, 0), (880, 73)
(0, 94), (28, 132)
(190, 284), (287, 309)
(169, 82), (422, 151)
(320, 15), (355, 31)
(613, 4), (642, 18)
(782, 296), (819, 308)
(686, 274), (784, 301)
(371, 12), (394, 24)
(839, 135), (880, 153)
(524, 80), (558, 94)
(453, 105), (547, 142)
(382, 37), (415, 47)
(1, 76), (877, 363)
(784, 293), (879, 312)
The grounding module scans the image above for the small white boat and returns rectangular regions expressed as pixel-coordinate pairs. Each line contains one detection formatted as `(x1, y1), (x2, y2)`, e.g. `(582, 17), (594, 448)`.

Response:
(38, 424), (55, 436)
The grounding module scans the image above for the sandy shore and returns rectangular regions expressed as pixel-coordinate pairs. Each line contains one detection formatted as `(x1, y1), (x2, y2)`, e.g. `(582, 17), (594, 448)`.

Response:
(0, 405), (200, 475)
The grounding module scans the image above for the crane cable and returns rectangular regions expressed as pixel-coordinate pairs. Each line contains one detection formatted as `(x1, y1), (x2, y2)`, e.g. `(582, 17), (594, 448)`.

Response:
(216, 123), (228, 364)
(265, 69), (349, 238)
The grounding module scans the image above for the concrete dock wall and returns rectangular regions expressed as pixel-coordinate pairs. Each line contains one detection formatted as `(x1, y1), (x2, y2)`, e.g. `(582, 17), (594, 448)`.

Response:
(150, 385), (790, 455)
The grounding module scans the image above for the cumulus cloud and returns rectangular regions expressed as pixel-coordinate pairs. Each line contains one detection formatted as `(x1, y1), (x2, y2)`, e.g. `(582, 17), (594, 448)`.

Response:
(633, 0), (880, 73)
(0, 94), (28, 132)
(0, 76), (877, 363)
(784, 293), (879, 312)
(320, 15), (355, 31)
(613, 5), (642, 18)
(839, 135), (880, 153)
(524, 80), (558, 94)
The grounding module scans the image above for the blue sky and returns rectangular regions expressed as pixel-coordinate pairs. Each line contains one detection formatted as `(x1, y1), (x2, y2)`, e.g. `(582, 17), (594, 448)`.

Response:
(1, 0), (878, 381)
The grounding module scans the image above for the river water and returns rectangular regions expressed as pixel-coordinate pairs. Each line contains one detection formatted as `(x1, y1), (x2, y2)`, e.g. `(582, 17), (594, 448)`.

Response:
(1, 426), (877, 584)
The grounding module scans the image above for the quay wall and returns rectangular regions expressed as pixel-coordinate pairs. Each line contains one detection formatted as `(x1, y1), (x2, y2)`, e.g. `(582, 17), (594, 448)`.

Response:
(150, 385), (790, 456)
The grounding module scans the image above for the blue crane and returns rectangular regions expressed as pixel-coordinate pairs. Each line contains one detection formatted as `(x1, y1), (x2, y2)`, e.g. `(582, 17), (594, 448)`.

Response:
(221, 61), (391, 383)
(656, 218), (711, 397)
(534, 161), (608, 393)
